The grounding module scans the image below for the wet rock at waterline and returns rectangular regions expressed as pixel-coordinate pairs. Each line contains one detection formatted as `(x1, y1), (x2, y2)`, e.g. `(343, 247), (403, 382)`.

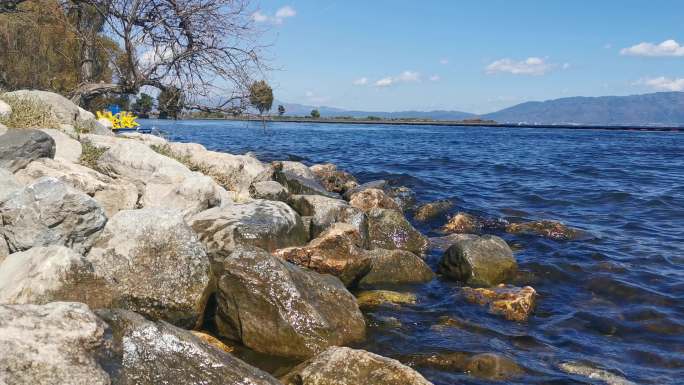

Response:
(280, 346), (433, 385)
(356, 290), (417, 308)
(0, 302), (110, 385)
(0, 177), (107, 254)
(97, 309), (282, 385)
(215, 246), (366, 359)
(441, 212), (482, 234)
(349, 188), (402, 213)
(428, 234), (478, 252)
(558, 361), (637, 385)
(506, 220), (582, 240)
(87, 208), (212, 328)
(273, 223), (371, 286)
(0, 128), (55, 172)
(461, 284), (537, 322)
(310, 162), (359, 194)
(358, 248), (435, 289)
(274, 161), (340, 198)
(414, 199), (454, 222)
(250, 180), (289, 201)
(191, 199), (308, 254)
(439, 235), (517, 287)
(367, 208), (429, 256)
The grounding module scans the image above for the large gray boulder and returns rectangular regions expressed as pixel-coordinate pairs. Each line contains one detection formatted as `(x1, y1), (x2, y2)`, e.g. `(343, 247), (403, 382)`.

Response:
(0, 302), (110, 385)
(0, 177), (107, 254)
(0, 167), (22, 202)
(0, 246), (91, 305)
(366, 208), (428, 256)
(310, 163), (359, 194)
(87, 208), (212, 328)
(191, 200), (308, 255)
(278, 160), (317, 179)
(97, 309), (281, 385)
(0, 128), (55, 172)
(3, 90), (94, 125)
(280, 346), (433, 385)
(274, 161), (340, 198)
(14, 157), (138, 217)
(289, 194), (368, 241)
(215, 246), (366, 359)
(439, 235), (517, 287)
(249, 180), (289, 201)
(39, 128), (82, 163)
(141, 171), (223, 219)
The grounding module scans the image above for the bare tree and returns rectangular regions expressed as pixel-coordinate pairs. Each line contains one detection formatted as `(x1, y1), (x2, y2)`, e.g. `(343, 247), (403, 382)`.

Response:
(70, 0), (266, 113)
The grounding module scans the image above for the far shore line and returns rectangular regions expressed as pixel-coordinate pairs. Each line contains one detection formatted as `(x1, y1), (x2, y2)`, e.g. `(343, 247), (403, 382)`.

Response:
(167, 116), (684, 132)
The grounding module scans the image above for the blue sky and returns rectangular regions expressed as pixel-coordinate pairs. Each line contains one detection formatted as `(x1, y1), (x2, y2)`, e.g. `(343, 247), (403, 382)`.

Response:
(254, 0), (684, 113)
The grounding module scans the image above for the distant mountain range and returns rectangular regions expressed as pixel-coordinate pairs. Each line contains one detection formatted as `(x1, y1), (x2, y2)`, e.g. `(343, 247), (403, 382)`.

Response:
(277, 92), (684, 126)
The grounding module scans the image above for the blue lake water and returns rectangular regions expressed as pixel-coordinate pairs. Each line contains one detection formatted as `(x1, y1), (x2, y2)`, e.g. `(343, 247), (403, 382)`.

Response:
(141, 119), (684, 384)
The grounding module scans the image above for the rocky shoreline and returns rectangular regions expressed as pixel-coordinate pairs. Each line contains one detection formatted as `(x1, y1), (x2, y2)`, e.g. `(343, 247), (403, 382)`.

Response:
(0, 91), (618, 385)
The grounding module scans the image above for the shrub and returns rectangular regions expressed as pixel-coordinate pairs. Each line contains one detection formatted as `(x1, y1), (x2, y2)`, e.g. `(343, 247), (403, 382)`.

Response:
(0, 95), (60, 129)
(79, 141), (107, 171)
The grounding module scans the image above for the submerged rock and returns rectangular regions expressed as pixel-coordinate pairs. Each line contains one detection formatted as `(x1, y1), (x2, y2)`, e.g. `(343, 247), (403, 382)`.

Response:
(215, 246), (365, 359)
(461, 284), (537, 322)
(0, 128), (55, 172)
(98, 309), (281, 385)
(191, 199), (308, 255)
(349, 188), (402, 213)
(406, 351), (523, 381)
(87, 208), (212, 328)
(414, 200), (454, 222)
(288, 194), (368, 240)
(367, 208), (429, 256)
(310, 163), (359, 194)
(558, 361), (637, 385)
(280, 346), (433, 385)
(250, 180), (289, 201)
(0, 246), (91, 305)
(356, 290), (417, 308)
(428, 234), (479, 252)
(0, 302), (109, 385)
(274, 223), (371, 286)
(506, 220), (581, 240)
(442, 212), (482, 234)
(439, 235), (517, 287)
(358, 248), (434, 289)
(0, 177), (107, 254)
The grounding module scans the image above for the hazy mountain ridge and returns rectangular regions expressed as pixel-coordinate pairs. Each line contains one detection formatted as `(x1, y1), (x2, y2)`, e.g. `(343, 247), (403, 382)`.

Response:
(278, 92), (684, 126)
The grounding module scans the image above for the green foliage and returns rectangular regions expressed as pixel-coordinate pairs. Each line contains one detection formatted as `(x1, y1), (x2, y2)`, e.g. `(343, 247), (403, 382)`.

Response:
(79, 141), (107, 171)
(0, 95), (60, 128)
(310, 109), (320, 119)
(249, 80), (273, 114)
(0, 0), (117, 93)
(277, 104), (285, 116)
(366, 116), (381, 121)
(132, 93), (154, 115)
(158, 88), (184, 119)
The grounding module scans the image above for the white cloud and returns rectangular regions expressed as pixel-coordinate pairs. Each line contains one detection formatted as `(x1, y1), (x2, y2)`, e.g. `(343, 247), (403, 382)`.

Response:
(252, 5), (296, 24)
(636, 76), (684, 91)
(373, 71), (421, 87)
(620, 39), (684, 57)
(353, 77), (368, 86)
(439, 58), (449, 65)
(374, 77), (394, 87)
(604, 43), (612, 49)
(429, 75), (440, 81)
(485, 57), (551, 75)
(562, 62), (571, 70)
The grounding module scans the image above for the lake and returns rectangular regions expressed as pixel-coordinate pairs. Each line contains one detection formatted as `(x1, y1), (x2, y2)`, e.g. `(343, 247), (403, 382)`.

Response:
(141, 119), (684, 384)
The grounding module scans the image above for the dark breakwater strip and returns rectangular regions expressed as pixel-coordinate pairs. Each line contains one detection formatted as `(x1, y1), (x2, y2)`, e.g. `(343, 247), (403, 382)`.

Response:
(214, 117), (684, 132)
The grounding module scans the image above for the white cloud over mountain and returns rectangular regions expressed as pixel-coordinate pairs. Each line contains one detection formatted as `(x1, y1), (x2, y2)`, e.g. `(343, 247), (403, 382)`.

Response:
(637, 76), (684, 91)
(485, 57), (551, 75)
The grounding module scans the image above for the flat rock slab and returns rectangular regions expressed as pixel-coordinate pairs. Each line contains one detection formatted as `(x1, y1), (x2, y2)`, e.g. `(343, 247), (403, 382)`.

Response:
(0, 128), (55, 172)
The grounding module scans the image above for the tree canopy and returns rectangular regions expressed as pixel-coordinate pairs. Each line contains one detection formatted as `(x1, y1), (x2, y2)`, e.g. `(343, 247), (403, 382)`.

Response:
(249, 80), (273, 115)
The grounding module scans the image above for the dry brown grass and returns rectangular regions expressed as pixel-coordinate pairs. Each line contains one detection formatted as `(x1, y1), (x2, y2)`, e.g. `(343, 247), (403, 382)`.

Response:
(0, 94), (60, 129)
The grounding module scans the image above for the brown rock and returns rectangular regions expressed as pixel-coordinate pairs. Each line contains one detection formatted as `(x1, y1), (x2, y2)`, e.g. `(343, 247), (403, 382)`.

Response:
(414, 200), (453, 222)
(190, 331), (234, 353)
(273, 223), (371, 286)
(367, 208), (429, 256)
(442, 212), (481, 234)
(349, 188), (401, 212)
(310, 163), (359, 194)
(356, 290), (417, 308)
(358, 249), (434, 288)
(461, 284), (536, 322)
(506, 220), (581, 240)
(464, 353), (524, 381)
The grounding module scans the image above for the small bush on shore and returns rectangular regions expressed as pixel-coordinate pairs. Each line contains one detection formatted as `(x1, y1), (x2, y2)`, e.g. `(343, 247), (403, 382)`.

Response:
(0, 95), (60, 129)
(79, 141), (107, 171)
